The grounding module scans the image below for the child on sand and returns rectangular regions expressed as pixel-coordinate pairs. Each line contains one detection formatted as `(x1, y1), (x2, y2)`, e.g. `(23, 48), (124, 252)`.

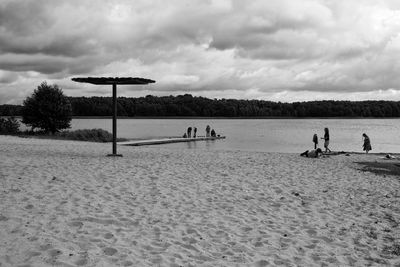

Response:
(312, 133), (318, 149)
(362, 133), (372, 153)
(321, 128), (331, 153)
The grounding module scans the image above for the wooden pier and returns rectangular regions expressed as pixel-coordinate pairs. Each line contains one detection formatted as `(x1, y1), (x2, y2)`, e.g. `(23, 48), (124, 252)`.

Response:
(118, 136), (226, 147)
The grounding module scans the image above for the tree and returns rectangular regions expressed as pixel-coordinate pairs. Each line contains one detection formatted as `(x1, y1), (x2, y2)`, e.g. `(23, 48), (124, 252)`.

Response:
(22, 82), (72, 133)
(0, 117), (20, 134)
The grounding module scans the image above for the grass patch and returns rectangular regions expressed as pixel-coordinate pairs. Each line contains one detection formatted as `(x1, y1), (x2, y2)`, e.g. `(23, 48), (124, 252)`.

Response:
(18, 128), (127, 143)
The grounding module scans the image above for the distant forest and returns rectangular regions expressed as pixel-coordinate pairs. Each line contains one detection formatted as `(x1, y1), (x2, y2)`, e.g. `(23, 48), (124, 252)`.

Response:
(2, 94), (400, 117)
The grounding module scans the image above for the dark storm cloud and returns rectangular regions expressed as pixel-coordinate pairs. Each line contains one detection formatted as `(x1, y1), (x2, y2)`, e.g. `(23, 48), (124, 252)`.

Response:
(0, 36), (99, 57)
(0, 0), (106, 74)
(0, 54), (71, 74)
(0, 1), (50, 35)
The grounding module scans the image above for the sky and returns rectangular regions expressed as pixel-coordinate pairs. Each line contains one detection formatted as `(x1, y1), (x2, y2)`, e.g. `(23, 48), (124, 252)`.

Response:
(1, 0), (400, 104)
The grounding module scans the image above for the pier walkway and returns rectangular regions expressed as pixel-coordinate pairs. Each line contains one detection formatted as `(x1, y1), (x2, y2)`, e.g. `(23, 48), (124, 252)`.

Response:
(118, 136), (226, 147)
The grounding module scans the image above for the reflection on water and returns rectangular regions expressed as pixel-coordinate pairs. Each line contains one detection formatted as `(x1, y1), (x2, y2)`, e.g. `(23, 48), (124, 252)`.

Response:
(71, 118), (400, 153)
(185, 141), (197, 149)
(204, 140), (214, 150)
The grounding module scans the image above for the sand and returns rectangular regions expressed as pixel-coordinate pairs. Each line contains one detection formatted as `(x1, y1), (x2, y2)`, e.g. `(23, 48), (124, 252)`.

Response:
(0, 135), (399, 267)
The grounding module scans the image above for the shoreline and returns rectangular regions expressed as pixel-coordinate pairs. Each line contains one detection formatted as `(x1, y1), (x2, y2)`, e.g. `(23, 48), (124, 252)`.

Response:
(4, 133), (400, 155)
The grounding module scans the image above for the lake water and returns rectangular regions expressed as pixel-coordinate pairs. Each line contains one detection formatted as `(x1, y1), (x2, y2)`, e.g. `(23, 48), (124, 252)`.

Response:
(70, 118), (400, 153)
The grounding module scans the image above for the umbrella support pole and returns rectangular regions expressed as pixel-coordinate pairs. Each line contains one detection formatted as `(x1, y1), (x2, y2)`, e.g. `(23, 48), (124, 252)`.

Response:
(107, 83), (123, 157)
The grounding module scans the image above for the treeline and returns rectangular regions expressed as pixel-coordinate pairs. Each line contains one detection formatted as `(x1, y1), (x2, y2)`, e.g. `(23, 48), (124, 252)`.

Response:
(2, 94), (400, 117)
(0, 104), (23, 116)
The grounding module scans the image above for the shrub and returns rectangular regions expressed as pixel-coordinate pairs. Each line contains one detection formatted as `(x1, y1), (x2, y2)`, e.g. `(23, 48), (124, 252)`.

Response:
(17, 128), (124, 142)
(0, 117), (20, 134)
(22, 82), (72, 133)
(56, 129), (117, 142)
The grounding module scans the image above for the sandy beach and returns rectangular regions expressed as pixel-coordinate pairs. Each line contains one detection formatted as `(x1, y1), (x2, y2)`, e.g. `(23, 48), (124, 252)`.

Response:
(0, 135), (399, 267)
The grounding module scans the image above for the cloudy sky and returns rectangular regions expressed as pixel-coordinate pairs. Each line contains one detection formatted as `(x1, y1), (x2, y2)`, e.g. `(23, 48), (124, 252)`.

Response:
(1, 0), (400, 104)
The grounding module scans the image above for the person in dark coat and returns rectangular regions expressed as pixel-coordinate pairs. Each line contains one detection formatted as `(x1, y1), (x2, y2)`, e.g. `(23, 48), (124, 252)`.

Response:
(362, 133), (372, 153)
(206, 125), (211, 137)
(193, 127), (197, 138)
(187, 127), (192, 138)
(210, 129), (216, 137)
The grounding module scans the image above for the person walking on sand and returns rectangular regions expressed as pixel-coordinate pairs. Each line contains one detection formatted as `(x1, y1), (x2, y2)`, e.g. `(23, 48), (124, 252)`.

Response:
(193, 127), (197, 138)
(312, 133), (318, 149)
(362, 133), (372, 153)
(206, 125), (211, 137)
(321, 128), (331, 153)
(187, 127), (192, 138)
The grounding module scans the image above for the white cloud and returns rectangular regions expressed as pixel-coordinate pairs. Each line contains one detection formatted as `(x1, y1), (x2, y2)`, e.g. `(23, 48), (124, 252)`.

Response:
(1, 0), (400, 104)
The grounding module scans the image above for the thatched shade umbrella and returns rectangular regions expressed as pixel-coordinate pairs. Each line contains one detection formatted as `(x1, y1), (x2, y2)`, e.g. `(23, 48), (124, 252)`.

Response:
(72, 77), (156, 156)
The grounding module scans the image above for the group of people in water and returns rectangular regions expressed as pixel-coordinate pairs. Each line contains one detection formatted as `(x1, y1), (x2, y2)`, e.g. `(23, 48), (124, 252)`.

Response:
(301, 127), (372, 158)
(183, 125), (217, 138)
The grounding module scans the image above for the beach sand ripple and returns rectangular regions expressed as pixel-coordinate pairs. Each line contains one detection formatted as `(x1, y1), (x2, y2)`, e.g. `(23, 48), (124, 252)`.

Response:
(0, 136), (399, 266)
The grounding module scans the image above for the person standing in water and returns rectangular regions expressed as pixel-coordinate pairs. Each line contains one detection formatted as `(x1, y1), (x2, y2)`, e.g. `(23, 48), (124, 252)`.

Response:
(312, 133), (318, 149)
(193, 127), (197, 138)
(362, 133), (372, 153)
(321, 128), (331, 153)
(206, 125), (211, 137)
(210, 129), (216, 137)
(187, 127), (192, 138)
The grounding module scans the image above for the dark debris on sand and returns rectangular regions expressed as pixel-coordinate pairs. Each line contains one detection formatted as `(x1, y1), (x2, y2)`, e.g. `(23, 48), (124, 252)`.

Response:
(356, 161), (400, 177)
(382, 243), (400, 256)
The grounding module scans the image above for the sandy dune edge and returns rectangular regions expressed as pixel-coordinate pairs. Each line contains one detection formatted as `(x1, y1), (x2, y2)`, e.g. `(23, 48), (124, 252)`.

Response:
(0, 136), (399, 266)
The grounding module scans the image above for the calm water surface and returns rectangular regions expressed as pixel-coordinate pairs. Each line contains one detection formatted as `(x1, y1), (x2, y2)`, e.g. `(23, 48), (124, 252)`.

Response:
(71, 118), (400, 153)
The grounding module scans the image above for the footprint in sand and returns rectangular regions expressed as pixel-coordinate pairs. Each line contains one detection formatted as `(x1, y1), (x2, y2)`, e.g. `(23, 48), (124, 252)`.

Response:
(273, 187), (283, 194)
(28, 236), (39, 242)
(309, 251), (321, 260)
(254, 241), (263, 247)
(306, 229), (317, 236)
(48, 249), (63, 257)
(305, 240), (318, 249)
(103, 247), (118, 256)
(28, 251), (41, 257)
(75, 258), (88, 266)
(39, 243), (53, 251)
(253, 260), (270, 267)
(68, 221), (84, 228)
(104, 233), (114, 239)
